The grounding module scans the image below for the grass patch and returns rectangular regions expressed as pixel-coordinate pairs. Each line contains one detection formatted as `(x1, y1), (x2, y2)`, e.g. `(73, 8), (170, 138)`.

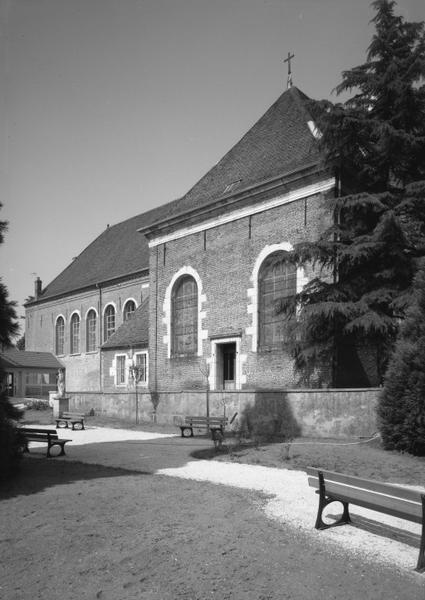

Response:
(209, 434), (425, 487)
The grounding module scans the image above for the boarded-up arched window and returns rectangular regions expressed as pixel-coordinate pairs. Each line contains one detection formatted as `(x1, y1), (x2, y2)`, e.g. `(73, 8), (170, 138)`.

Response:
(70, 313), (80, 354)
(172, 276), (198, 356)
(258, 251), (296, 350)
(86, 309), (97, 352)
(55, 316), (65, 355)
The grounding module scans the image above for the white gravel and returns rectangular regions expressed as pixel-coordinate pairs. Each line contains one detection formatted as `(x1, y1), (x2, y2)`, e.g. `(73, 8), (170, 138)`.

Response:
(26, 425), (424, 575)
(157, 460), (424, 575)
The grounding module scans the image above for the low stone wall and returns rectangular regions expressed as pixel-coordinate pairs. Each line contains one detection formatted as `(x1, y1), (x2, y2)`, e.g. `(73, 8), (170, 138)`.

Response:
(69, 387), (381, 438)
(70, 391), (155, 424)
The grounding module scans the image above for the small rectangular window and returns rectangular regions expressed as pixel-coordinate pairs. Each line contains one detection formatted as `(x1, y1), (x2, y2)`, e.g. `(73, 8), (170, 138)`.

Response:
(115, 355), (127, 386)
(134, 352), (148, 385)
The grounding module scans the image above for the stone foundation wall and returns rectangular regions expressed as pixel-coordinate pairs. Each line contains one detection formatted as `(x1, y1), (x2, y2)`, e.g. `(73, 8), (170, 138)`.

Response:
(70, 387), (380, 438)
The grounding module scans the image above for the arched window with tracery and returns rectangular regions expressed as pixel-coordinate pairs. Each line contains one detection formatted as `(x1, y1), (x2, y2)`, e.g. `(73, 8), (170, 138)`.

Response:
(171, 276), (198, 356)
(104, 305), (116, 342)
(86, 309), (97, 352)
(55, 316), (65, 355)
(258, 251), (297, 350)
(123, 299), (136, 321)
(70, 313), (80, 354)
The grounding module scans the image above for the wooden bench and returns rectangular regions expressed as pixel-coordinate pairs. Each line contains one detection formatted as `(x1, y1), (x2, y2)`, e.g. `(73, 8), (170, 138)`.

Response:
(20, 427), (72, 458)
(307, 467), (425, 572)
(55, 412), (85, 430)
(179, 416), (228, 438)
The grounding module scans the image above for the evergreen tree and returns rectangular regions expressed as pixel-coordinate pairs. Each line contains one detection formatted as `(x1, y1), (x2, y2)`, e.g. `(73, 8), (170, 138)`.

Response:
(377, 266), (425, 454)
(0, 206), (22, 479)
(15, 334), (25, 351)
(283, 0), (425, 386)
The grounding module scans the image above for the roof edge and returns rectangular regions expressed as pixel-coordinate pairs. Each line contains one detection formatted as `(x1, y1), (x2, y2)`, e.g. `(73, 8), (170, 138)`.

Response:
(25, 268), (149, 307)
(139, 159), (326, 236)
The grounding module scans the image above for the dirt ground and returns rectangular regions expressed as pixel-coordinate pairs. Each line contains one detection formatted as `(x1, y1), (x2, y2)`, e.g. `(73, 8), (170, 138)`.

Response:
(1, 450), (425, 599)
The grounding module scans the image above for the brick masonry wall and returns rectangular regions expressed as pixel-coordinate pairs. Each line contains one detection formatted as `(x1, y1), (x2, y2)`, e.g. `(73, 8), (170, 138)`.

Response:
(26, 275), (148, 391)
(149, 188), (332, 392)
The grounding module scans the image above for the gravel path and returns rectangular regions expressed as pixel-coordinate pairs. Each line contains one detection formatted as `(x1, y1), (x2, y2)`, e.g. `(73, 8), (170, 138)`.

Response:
(26, 425), (424, 575)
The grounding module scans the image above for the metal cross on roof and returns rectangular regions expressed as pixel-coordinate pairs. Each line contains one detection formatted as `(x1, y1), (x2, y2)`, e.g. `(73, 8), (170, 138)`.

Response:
(284, 51), (295, 88)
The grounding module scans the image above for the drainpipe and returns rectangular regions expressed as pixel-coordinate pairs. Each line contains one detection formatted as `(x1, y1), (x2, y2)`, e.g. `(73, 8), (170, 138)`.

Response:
(154, 246), (159, 393)
(96, 283), (102, 391)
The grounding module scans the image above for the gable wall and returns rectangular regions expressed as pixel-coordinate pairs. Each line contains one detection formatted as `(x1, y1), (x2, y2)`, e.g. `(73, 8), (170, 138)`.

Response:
(148, 184), (332, 393)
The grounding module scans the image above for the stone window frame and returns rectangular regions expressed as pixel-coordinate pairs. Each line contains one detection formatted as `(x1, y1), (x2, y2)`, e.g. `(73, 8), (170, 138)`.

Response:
(133, 351), (149, 387)
(123, 298), (137, 321)
(246, 243), (308, 352)
(70, 311), (81, 355)
(171, 275), (198, 357)
(103, 303), (116, 343)
(85, 307), (98, 353)
(55, 315), (66, 356)
(163, 266), (207, 359)
(114, 353), (128, 387)
(257, 251), (298, 351)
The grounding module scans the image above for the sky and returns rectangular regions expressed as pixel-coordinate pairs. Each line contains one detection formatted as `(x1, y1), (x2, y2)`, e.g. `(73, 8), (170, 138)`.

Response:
(0, 0), (424, 330)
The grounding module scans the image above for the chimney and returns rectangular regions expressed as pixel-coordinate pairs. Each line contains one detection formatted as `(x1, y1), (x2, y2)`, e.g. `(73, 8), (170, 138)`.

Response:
(34, 277), (42, 300)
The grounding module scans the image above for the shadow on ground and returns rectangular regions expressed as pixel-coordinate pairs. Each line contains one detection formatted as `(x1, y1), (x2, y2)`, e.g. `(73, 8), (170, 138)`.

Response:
(0, 456), (151, 501)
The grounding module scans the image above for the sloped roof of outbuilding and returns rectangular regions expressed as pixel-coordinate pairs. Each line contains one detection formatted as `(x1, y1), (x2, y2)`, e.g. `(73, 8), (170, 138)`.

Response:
(1, 349), (64, 369)
(101, 298), (149, 350)
(29, 86), (322, 304)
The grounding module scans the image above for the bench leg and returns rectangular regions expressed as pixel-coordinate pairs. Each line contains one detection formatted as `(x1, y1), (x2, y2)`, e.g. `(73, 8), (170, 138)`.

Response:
(416, 494), (425, 572)
(71, 421), (85, 431)
(180, 426), (193, 438)
(315, 471), (351, 530)
(211, 428), (224, 450)
(47, 442), (66, 458)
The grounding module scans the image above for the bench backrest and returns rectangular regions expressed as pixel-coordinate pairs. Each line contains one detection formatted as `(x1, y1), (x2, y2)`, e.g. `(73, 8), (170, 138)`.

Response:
(185, 416), (227, 425)
(61, 412), (84, 418)
(20, 427), (59, 440)
(307, 467), (424, 524)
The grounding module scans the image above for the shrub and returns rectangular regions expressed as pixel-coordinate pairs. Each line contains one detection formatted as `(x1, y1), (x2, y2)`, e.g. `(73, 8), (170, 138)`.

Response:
(0, 390), (24, 480)
(377, 267), (425, 455)
(25, 398), (49, 411)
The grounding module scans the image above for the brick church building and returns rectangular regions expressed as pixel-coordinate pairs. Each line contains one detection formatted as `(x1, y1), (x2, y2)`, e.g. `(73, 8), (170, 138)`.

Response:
(25, 86), (377, 428)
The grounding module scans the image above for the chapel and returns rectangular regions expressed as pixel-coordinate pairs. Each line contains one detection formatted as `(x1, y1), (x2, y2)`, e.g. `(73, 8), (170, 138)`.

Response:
(24, 85), (354, 422)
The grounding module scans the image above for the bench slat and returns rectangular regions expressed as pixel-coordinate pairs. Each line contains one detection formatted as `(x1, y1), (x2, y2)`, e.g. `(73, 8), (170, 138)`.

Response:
(306, 467), (423, 504)
(61, 413), (85, 418)
(308, 477), (422, 523)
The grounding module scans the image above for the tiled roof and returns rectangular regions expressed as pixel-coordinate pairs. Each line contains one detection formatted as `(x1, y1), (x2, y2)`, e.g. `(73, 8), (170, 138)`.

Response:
(153, 86), (322, 224)
(1, 349), (64, 369)
(33, 212), (152, 302)
(29, 86), (321, 303)
(101, 298), (149, 349)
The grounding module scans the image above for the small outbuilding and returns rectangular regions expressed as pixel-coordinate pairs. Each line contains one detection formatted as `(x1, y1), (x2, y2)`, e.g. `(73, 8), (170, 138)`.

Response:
(0, 349), (64, 399)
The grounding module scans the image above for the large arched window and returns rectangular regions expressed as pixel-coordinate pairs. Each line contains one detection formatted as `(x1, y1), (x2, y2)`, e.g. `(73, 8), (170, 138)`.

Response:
(258, 251), (297, 350)
(86, 309), (97, 352)
(104, 304), (116, 342)
(172, 276), (198, 356)
(70, 313), (80, 354)
(55, 316), (65, 355)
(123, 299), (136, 321)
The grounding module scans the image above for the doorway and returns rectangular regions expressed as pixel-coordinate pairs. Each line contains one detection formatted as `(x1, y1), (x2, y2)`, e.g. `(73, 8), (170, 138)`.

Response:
(215, 342), (237, 390)
(5, 372), (14, 396)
